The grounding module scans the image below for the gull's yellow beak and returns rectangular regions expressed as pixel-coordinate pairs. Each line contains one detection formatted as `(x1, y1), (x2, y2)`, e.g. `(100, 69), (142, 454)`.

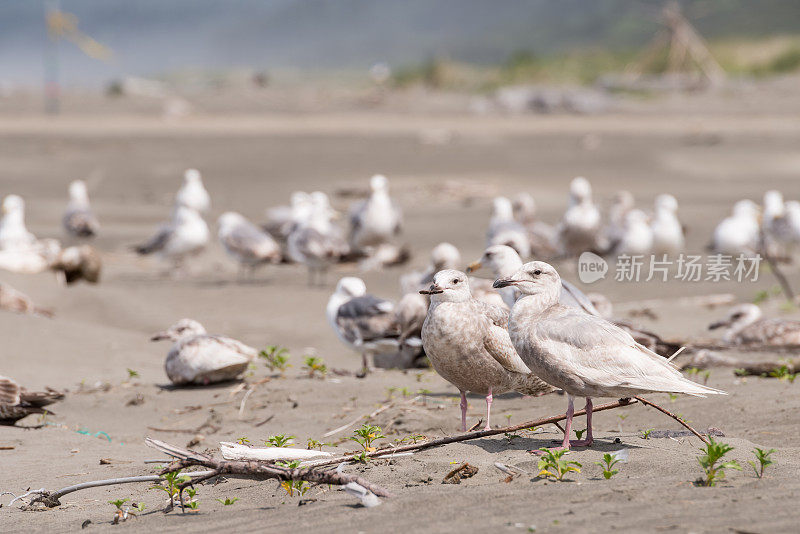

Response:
(466, 260), (482, 274)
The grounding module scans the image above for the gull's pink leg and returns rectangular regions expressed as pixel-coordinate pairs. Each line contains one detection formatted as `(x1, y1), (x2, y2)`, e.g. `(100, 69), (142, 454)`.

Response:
(483, 388), (493, 431)
(460, 391), (468, 432)
(569, 398), (594, 447)
(533, 396), (574, 454)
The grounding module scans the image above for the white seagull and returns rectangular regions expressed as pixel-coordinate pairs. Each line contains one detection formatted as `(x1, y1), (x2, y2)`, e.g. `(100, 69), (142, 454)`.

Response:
(557, 177), (601, 256)
(486, 196), (531, 259)
(710, 200), (760, 255)
(218, 212), (281, 277)
(175, 169), (211, 213)
(512, 193), (558, 257)
(63, 180), (100, 238)
(287, 193), (347, 285)
(0, 195), (37, 251)
(421, 270), (553, 431)
(327, 277), (401, 374)
(650, 194), (684, 255)
(135, 205), (210, 270)
(496, 261), (724, 451)
(348, 174), (402, 253)
(151, 319), (256, 385)
(615, 209), (653, 255)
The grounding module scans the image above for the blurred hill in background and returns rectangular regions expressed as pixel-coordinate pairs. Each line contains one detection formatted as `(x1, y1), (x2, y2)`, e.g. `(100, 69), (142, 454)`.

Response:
(1, 0), (799, 87)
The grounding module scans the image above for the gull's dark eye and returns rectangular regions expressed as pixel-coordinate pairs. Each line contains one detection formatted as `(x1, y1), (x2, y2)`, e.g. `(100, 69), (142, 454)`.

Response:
(452, 278), (459, 284)
(732, 313), (742, 319)
(533, 269), (542, 276)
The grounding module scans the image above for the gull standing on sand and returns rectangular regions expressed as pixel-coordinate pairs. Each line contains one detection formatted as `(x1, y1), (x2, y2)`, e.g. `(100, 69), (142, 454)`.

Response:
(0, 376), (63, 425)
(288, 193), (347, 285)
(709, 303), (800, 345)
(496, 261), (723, 450)
(135, 205), (210, 271)
(711, 200), (760, 255)
(175, 169), (211, 213)
(0, 195), (37, 251)
(601, 190), (634, 253)
(63, 180), (99, 238)
(557, 177), (600, 256)
(615, 209), (653, 255)
(263, 191), (313, 243)
(762, 190), (794, 256)
(218, 212), (281, 277)
(421, 270), (554, 431)
(151, 319), (256, 385)
(512, 193), (557, 257)
(327, 277), (401, 373)
(650, 194), (684, 255)
(348, 174), (402, 253)
(486, 197), (531, 259)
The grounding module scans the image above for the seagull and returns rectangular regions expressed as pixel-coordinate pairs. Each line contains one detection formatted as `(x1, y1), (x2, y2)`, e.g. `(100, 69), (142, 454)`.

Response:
(327, 277), (401, 374)
(557, 177), (601, 256)
(263, 191), (313, 243)
(762, 190), (794, 257)
(0, 238), (61, 275)
(51, 244), (102, 285)
(467, 244), (600, 314)
(400, 242), (462, 294)
(615, 209), (653, 255)
(711, 200), (760, 255)
(786, 201), (800, 249)
(651, 194), (684, 255)
(512, 193), (558, 257)
(0, 375), (64, 425)
(487, 197), (531, 259)
(151, 319), (256, 385)
(287, 193), (347, 285)
(709, 303), (800, 345)
(0, 283), (53, 317)
(420, 270), (554, 431)
(218, 212), (281, 277)
(63, 180), (99, 238)
(0, 195), (37, 251)
(496, 261), (724, 451)
(601, 190), (634, 253)
(135, 205), (209, 271)
(175, 169), (211, 213)
(348, 174), (402, 253)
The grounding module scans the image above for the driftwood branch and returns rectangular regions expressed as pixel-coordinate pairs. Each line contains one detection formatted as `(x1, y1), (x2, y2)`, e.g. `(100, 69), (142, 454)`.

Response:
(632, 396), (709, 444)
(146, 438), (392, 499)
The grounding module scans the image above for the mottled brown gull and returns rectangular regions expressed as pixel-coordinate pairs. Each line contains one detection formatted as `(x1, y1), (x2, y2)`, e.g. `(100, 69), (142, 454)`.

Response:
(709, 303), (800, 346)
(421, 270), (553, 431)
(0, 375), (64, 426)
(218, 211), (281, 277)
(496, 261), (724, 450)
(151, 319), (256, 386)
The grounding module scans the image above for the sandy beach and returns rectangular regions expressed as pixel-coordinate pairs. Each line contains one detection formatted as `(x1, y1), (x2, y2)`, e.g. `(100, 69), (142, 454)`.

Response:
(1, 101), (799, 533)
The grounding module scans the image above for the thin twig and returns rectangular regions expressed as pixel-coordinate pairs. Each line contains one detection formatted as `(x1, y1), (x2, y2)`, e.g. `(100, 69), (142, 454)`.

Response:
(633, 396), (709, 444)
(323, 396), (421, 438)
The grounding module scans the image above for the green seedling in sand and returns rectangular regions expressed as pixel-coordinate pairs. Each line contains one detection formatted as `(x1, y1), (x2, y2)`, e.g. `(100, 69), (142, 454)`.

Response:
(574, 428), (586, 440)
(734, 368), (748, 377)
(595, 453), (622, 479)
(668, 393), (678, 403)
(352, 451), (371, 463)
(183, 487), (200, 511)
(695, 438), (741, 487)
(753, 290), (769, 304)
(126, 369), (139, 381)
(109, 498), (130, 510)
(768, 365), (797, 382)
(236, 436), (250, 445)
(149, 470), (191, 506)
(349, 423), (385, 452)
(505, 414), (513, 425)
(109, 498), (140, 524)
(640, 428), (653, 440)
(307, 438), (334, 451)
(701, 370), (711, 385)
(259, 345), (291, 374)
(217, 497), (238, 506)
(537, 448), (581, 481)
(277, 460), (310, 496)
(395, 433), (426, 445)
(303, 356), (327, 378)
(265, 434), (294, 448)
(748, 447), (776, 478)
(686, 367), (700, 378)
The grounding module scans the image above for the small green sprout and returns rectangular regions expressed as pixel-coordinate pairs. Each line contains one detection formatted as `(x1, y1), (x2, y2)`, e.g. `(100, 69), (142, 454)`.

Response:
(574, 428), (586, 440)
(259, 345), (291, 374)
(734, 368), (748, 377)
(348, 423), (385, 452)
(265, 434), (294, 448)
(351, 451), (371, 463)
(126, 368), (139, 380)
(184, 487), (199, 511)
(217, 497), (238, 506)
(236, 436), (250, 445)
(394, 433), (426, 445)
(109, 498), (130, 510)
(595, 453), (622, 479)
(701, 370), (711, 385)
(696, 438), (741, 487)
(768, 365), (797, 382)
(640, 428), (653, 440)
(303, 356), (327, 378)
(537, 448), (582, 481)
(149, 470), (191, 507)
(748, 447), (776, 478)
(668, 393), (678, 403)
(132, 502), (145, 513)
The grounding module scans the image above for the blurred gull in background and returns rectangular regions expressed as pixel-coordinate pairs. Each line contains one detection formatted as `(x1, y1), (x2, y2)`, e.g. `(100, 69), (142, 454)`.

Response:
(218, 211), (281, 278)
(63, 180), (100, 238)
(175, 169), (211, 213)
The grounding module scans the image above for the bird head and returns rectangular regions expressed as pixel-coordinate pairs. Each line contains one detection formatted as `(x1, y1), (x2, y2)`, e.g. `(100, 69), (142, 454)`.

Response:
(467, 245), (521, 278)
(184, 169), (202, 184)
(493, 261), (561, 299)
(419, 269), (471, 303)
(335, 277), (367, 299)
(151, 318), (207, 342)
